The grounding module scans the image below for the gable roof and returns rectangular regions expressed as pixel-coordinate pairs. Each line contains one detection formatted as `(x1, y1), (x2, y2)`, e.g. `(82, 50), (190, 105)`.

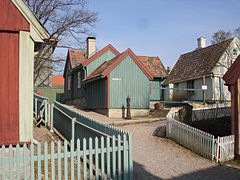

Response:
(52, 75), (64, 86)
(83, 48), (153, 83)
(164, 38), (234, 85)
(11, 0), (50, 41)
(82, 44), (120, 67)
(223, 54), (240, 85)
(64, 44), (120, 77)
(69, 50), (87, 68)
(137, 56), (167, 77)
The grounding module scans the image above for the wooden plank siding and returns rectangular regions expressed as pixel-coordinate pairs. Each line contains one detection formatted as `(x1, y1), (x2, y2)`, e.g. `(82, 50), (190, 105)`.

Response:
(150, 78), (164, 101)
(0, 0), (30, 32)
(86, 50), (116, 75)
(0, 32), (19, 145)
(109, 55), (150, 109)
(86, 78), (108, 109)
(66, 50), (117, 100)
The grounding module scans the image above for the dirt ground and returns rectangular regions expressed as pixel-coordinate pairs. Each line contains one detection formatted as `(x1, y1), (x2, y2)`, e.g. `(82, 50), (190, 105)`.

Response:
(33, 108), (240, 180)
(120, 121), (240, 180)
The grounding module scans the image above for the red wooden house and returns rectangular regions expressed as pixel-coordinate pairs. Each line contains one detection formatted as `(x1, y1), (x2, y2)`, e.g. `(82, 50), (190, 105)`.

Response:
(0, 0), (50, 145)
(223, 54), (240, 155)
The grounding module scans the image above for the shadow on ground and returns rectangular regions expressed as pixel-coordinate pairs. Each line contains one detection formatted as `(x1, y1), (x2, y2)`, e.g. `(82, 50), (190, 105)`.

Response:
(133, 161), (240, 180)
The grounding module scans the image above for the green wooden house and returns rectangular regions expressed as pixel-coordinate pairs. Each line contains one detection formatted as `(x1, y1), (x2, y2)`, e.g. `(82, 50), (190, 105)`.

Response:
(64, 38), (168, 117)
(63, 37), (120, 106)
(82, 48), (153, 118)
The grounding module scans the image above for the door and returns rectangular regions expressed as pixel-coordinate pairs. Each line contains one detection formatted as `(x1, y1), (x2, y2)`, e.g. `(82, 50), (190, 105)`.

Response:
(0, 32), (19, 145)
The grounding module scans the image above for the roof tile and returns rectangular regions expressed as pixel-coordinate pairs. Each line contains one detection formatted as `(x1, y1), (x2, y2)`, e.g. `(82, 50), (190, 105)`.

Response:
(137, 56), (167, 77)
(164, 38), (233, 84)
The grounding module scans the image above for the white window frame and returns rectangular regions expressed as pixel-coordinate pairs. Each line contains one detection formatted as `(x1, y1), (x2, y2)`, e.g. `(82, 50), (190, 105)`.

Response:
(68, 75), (71, 91)
(77, 71), (81, 89)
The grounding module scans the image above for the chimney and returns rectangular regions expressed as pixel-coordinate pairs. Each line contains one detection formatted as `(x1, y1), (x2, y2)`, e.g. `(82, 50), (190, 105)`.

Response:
(197, 37), (206, 49)
(167, 66), (171, 74)
(87, 37), (96, 58)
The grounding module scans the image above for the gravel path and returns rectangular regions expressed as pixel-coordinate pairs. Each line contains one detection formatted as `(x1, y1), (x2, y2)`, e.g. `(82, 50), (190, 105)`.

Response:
(120, 121), (240, 180)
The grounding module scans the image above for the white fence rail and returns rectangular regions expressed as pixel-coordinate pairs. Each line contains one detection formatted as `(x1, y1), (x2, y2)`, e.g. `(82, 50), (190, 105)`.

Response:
(167, 119), (214, 159)
(166, 107), (234, 162)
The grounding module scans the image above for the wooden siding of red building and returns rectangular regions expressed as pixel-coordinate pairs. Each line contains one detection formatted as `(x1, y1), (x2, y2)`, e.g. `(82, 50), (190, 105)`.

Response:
(0, 32), (20, 145)
(0, 0), (30, 32)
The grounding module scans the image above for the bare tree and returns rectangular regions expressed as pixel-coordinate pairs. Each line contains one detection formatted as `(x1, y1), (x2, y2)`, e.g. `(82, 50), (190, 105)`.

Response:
(24, 0), (98, 87)
(211, 27), (240, 44)
(234, 27), (240, 39)
(211, 30), (232, 44)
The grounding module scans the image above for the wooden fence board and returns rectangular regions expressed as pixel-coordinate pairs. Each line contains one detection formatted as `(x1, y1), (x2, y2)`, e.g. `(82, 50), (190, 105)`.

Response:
(167, 107), (235, 162)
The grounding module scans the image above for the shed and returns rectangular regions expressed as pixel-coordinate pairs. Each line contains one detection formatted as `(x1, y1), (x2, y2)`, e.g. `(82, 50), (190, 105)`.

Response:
(83, 48), (153, 118)
(0, 0), (49, 145)
(223, 54), (240, 155)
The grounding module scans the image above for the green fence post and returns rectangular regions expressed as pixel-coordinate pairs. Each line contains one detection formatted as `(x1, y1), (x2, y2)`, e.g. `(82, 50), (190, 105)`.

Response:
(129, 133), (133, 180)
(50, 104), (54, 132)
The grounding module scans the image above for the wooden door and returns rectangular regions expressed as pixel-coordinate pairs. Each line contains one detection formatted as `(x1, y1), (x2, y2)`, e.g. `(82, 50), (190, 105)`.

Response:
(0, 32), (19, 145)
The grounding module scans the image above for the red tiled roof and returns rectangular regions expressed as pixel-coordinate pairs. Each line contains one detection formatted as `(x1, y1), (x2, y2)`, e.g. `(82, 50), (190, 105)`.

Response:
(164, 38), (233, 85)
(137, 56), (167, 77)
(69, 50), (87, 68)
(52, 75), (64, 86)
(83, 49), (153, 82)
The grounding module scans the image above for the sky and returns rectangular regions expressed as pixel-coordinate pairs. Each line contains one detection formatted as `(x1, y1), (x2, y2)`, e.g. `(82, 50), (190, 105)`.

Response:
(54, 0), (240, 72)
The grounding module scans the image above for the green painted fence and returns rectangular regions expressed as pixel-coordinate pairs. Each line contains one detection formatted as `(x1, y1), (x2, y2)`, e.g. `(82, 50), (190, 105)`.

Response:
(0, 137), (132, 180)
(50, 101), (133, 179)
(33, 93), (49, 126)
(52, 101), (128, 140)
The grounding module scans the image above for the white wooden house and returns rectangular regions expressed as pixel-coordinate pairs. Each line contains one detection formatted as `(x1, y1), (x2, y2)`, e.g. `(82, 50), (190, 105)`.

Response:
(164, 37), (240, 102)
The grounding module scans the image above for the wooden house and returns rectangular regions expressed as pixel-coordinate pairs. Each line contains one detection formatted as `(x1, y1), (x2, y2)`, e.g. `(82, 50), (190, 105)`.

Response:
(64, 38), (120, 106)
(223, 54), (240, 155)
(164, 37), (240, 102)
(0, 0), (50, 145)
(82, 48), (153, 118)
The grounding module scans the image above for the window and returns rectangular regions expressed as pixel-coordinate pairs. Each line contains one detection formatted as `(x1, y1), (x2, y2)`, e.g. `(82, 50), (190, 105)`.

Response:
(68, 75), (71, 90)
(77, 72), (81, 89)
(174, 83), (179, 88)
(187, 80), (194, 95)
(233, 49), (238, 56)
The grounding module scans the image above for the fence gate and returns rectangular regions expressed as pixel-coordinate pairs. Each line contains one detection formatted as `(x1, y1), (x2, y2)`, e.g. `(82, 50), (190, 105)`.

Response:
(33, 93), (49, 127)
(216, 135), (235, 163)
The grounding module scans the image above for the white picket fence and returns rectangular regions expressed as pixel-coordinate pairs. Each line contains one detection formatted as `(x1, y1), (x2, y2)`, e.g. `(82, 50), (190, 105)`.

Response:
(166, 107), (235, 162)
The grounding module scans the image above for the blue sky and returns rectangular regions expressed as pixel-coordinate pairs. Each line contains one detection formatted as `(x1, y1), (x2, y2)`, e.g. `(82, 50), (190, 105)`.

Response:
(55, 0), (240, 72)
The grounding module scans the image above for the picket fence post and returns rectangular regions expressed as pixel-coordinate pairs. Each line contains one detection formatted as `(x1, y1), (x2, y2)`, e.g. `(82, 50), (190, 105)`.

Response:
(72, 117), (76, 148)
